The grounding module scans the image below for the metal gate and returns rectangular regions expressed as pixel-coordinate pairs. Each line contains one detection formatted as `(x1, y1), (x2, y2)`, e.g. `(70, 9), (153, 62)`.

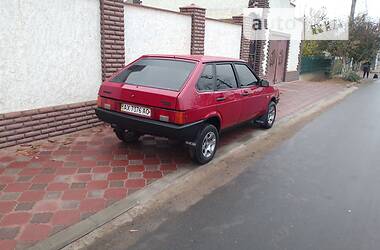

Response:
(266, 40), (289, 84)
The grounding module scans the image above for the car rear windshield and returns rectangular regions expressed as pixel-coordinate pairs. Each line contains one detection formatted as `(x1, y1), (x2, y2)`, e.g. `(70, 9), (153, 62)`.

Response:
(110, 58), (196, 91)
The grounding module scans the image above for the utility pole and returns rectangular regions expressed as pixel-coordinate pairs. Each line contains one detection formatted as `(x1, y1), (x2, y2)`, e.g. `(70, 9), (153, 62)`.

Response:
(350, 0), (357, 24)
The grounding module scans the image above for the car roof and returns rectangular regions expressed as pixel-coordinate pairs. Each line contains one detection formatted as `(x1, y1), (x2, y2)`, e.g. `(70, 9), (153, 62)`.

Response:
(140, 54), (245, 63)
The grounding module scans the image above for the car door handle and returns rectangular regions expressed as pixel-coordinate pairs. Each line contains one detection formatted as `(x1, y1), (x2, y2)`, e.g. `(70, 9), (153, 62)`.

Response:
(216, 97), (226, 101)
(241, 91), (250, 96)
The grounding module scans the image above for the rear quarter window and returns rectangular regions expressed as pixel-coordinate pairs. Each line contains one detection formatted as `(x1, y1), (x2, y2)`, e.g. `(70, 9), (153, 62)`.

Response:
(197, 64), (215, 91)
(111, 59), (196, 91)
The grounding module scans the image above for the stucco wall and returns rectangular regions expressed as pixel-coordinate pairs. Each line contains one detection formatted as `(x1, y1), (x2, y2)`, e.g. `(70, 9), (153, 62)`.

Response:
(0, 0), (102, 114)
(138, 0), (296, 19)
(262, 40), (270, 76)
(204, 19), (241, 59)
(270, 0), (294, 8)
(136, 0), (248, 19)
(124, 5), (192, 63)
(287, 40), (301, 71)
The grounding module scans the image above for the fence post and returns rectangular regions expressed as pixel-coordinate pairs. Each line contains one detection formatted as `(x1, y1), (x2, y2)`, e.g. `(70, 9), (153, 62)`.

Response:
(179, 4), (206, 55)
(232, 15), (250, 62)
(100, 0), (125, 81)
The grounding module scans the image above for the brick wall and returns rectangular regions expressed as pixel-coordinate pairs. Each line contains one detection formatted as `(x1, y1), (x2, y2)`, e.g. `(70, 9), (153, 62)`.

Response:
(179, 4), (206, 55)
(100, 0), (125, 81)
(0, 101), (102, 149)
(232, 15), (250, 62)
(249, 0), (269, 78)
(0, 0), (131, 149)
(252, 41), (266, 78)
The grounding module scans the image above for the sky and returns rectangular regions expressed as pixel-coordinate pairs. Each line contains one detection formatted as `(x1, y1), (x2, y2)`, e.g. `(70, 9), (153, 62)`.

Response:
(358, 0), (380, 20)
(296, 0), (380, 20)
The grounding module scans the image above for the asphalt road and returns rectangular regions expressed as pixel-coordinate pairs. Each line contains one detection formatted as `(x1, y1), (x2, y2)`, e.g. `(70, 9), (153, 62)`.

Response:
(97, 80), (380, 250)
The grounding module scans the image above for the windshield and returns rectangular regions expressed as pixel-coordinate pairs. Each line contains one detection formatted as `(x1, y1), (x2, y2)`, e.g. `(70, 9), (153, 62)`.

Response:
(110, 58), (196, 91)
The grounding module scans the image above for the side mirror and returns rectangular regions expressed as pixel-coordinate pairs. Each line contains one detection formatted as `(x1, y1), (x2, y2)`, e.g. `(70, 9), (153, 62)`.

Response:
(259, 79), (269, 87)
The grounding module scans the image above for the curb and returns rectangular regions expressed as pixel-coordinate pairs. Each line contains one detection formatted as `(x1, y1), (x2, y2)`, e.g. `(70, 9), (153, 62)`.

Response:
(29, 86), (358, 250)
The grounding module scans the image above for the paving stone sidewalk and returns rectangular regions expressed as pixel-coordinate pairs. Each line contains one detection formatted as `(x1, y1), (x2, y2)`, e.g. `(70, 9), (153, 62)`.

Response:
(0, 81), (346, 250)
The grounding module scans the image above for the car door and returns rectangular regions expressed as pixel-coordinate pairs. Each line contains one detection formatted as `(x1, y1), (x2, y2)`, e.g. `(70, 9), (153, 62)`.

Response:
(234, 63), (266, 122)
(213, 63), (241, 129)
(193, 63), (217, 121)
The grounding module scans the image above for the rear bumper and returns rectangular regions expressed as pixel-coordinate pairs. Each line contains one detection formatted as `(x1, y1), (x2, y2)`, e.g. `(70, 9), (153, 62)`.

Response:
(95, 108), (204, 141)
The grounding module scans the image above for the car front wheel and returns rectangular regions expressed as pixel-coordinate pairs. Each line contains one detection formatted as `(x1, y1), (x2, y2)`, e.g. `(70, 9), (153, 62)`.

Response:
(261, 101), (277, 129)
(114, 128), (140, 143)
(189, 124), (219, 165)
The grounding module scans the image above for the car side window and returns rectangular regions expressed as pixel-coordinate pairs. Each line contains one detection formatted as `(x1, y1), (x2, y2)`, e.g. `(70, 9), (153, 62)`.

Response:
(215, 64), (238, 90)
(197, 64), (215, 91)
(235, 64), (258, 87)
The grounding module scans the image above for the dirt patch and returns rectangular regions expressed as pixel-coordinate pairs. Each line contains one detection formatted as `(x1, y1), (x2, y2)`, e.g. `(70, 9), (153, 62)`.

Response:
(323, 77), (352, 85)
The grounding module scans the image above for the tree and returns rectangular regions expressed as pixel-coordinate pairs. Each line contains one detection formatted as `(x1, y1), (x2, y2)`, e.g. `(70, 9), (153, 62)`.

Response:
(301, 41), (324, 56)
(348, 15), (380, 64)
(302, 14), (380, 71)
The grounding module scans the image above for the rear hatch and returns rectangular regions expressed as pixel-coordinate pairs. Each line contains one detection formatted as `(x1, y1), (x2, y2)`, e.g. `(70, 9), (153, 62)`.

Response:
(98, 57), (197, 124)
(100, 82), (179, 110)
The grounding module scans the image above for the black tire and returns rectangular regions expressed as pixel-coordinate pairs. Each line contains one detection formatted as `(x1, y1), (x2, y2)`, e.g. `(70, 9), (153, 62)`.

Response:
(260, 101), (277, 129)
(114, 128), (140, 143)
(189, 124), (219, 165)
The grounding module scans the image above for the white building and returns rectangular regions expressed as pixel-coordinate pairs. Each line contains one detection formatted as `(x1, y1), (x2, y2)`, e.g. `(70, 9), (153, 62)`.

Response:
(131, 0), (302, 83)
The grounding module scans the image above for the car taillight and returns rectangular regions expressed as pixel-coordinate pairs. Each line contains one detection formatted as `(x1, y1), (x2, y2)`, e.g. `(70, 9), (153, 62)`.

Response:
(155, 109), (186, 125)
(97, 96), (117, 110)
(174, 111), (186, 125)
(97, 96), (102, 107)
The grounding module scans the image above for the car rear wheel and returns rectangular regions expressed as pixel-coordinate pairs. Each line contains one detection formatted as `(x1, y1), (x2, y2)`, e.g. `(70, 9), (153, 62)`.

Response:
(114, 128), (140, 143)
(189, 124), (219, 165)
(260, 101), (277, 129)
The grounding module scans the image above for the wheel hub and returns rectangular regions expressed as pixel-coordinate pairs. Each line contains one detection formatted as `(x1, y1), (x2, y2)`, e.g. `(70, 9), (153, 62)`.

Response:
(201, 131), (216, 158)
(268, 105), (276, 125)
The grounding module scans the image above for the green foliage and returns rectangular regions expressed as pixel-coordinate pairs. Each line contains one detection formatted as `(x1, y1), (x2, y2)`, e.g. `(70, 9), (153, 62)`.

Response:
(331, 58), (343, 76)
(342, 70), (361, 82)
(302, 41), (325, 56)
(346, 15), (380, 63)
(301, 14), (380, 65)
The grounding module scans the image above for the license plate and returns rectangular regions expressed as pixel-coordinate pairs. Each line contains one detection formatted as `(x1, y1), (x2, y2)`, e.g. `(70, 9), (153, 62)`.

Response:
(120, 103), (151, 117)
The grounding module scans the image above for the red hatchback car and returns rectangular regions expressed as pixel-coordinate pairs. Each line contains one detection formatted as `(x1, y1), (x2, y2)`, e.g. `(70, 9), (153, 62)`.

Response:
(96, 55), (280, 164)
